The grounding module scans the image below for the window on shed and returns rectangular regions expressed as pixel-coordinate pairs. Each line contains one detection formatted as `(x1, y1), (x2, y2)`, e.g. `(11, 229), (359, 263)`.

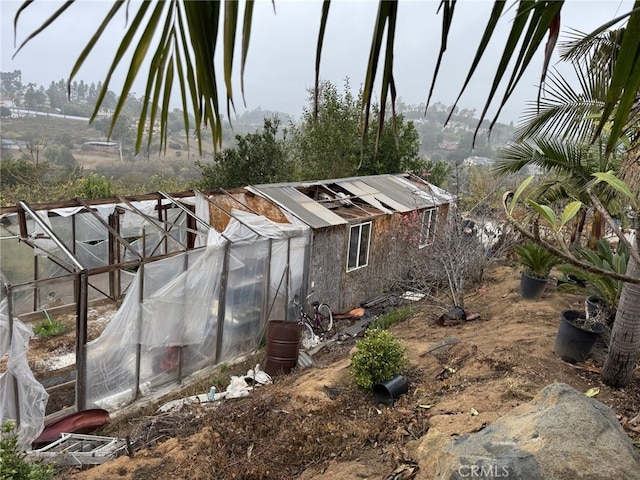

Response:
(347, 222), (371, 271)
(419, 208), (438, 247)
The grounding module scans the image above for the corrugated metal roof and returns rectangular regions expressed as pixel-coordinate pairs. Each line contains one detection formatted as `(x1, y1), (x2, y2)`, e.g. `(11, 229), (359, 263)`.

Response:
(359, 175), (447, 210)
(247, 185), (347, 228)
(249, 174), (454, 229)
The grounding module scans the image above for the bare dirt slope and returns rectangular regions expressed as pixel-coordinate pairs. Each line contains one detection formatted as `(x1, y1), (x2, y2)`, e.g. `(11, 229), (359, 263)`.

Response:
(57, 263), (640, 479)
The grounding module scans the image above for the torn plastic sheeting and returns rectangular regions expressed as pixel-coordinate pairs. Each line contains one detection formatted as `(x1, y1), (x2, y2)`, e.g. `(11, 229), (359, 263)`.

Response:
(0, 297), (49, 450)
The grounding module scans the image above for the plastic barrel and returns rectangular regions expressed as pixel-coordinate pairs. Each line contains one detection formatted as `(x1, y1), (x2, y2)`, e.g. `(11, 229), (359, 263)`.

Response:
(264, 320), (302, 376)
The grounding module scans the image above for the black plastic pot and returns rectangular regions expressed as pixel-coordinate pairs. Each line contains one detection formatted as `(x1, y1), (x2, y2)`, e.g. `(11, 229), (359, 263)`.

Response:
(520, 272), (548, 300)
(553, 310), (604, 364)
(585, 296), (614, 325)
(438, 306), (466, 324)
(372, 375), (409, 406)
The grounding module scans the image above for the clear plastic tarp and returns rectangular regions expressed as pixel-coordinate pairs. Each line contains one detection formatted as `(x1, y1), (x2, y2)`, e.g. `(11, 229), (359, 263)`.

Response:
(86, 210), (310, 410)
(1, 197), (310, 430)
(0, 296), (49, 450)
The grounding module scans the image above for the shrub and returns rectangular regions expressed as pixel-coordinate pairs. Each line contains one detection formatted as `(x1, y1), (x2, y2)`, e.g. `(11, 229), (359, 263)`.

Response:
(33, 311), (66, 339)
(368, 307), (413, 330)
(0, 422), (55, 480)
(350, 329), (409, 390)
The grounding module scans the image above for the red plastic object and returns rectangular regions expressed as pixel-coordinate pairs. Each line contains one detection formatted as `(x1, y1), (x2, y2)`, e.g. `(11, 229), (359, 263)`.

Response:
(33, 409), (110, 446)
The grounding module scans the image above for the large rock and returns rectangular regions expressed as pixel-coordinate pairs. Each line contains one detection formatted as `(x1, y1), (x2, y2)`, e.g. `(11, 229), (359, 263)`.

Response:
(435, 383), (640, 480)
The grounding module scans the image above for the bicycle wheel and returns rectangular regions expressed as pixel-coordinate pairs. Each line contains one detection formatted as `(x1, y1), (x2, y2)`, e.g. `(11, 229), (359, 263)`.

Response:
(316, 304), (334, 333)
(300, 320), (317, 350)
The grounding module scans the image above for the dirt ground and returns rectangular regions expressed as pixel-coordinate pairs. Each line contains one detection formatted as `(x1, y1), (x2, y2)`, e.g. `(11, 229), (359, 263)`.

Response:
(48, 262), (640, 479)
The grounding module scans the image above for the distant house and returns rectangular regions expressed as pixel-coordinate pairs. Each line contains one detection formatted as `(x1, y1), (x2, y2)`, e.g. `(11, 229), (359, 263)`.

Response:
(249, 173), (455, 312)
(82, 141), (119, 153)
(1, 139), (28, 150)
(0, 97), (13, 108)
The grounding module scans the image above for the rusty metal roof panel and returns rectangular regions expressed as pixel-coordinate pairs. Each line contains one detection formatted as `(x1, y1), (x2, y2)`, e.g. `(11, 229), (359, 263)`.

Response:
(359, 175), (450, 209)
(336, 179), (407, 213)
(248, 185), (347, 228)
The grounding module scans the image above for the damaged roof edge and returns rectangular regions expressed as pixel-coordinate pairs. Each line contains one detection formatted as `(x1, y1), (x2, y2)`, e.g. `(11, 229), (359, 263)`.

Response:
(248, 173), (454, 229)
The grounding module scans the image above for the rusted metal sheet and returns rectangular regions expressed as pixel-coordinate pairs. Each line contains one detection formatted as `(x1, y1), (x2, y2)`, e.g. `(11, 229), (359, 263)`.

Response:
(336, 179), (407, 213)
(248, 185), (347, 228)
(362, 175), (453, 209)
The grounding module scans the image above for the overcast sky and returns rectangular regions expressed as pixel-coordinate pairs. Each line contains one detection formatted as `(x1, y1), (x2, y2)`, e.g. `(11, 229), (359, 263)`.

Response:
(0, 0), (632, 125)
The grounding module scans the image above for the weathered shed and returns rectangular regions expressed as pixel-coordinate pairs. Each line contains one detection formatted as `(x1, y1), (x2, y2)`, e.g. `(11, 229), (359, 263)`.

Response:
(249, 173), (455, 313)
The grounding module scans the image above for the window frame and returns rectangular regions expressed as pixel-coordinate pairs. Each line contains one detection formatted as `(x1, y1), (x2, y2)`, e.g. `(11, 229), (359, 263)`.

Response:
(346, 221), (372, 272)
(419, 208), (438, 248)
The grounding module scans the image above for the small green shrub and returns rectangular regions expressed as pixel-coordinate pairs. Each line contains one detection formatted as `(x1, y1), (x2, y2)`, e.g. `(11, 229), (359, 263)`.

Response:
(350, 329), (409, 390)
(369, 307), (413, 330)
(1, 422), (56, 480)
(33, 313), (66, 339)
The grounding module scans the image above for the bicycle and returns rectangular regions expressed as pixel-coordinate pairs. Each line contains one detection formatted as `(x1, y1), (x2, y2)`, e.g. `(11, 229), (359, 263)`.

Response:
(293, 293), (334, 347)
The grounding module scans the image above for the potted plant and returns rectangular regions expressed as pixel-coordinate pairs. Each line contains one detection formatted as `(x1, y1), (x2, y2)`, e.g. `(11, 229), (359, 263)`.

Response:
(514, 241), (560, 300)
(553, 309), (605, 363)
(557, 239), (629, 325)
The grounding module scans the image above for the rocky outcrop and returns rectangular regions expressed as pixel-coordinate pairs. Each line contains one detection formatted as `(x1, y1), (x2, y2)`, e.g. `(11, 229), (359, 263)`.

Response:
(435, 382), (640, 480)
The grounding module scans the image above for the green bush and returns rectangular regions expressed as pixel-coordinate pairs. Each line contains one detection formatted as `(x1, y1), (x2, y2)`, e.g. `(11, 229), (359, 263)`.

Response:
(350, 329), (409, 390)
(1, 422), (55, 480)
(368, 307), (413, 330)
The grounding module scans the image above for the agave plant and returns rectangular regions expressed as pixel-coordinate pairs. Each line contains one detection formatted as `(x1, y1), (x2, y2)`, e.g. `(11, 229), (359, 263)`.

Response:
(558, 239), (630, 314)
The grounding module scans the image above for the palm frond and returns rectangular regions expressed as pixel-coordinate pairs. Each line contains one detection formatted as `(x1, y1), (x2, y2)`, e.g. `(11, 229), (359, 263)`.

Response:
(515, 64), (608, 141)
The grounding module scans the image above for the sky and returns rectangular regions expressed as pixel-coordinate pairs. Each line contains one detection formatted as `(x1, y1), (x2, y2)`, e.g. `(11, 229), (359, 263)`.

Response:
(0, 0), (632, 125)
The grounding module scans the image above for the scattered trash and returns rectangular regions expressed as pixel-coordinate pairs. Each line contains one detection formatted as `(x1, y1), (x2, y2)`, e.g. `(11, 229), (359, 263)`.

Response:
(32, 409), (111, 447)
(245, 364), (272, 385)
(207, 386), (217, 401)
(417, 404), (433, 409)
(437, 307), (481, 325)
(372, 375), (409, 406)
(28, 433), (129, 466)
(420, 336), (461, 357)
(437, 307), (466, 326)
(333, 307), (367, 319)
(585, 387), (600, 397)
(470, 408), (479, 416)
(301, 332), (321, 350)
(157, 364), (272, 413)
(297, 350), (315, 369)
(401, 291), (426, 301)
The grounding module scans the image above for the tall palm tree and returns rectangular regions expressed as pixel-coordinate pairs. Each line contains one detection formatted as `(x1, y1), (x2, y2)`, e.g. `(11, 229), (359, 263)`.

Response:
(494, 29), (630, 248)
(601, 145), (640, 387)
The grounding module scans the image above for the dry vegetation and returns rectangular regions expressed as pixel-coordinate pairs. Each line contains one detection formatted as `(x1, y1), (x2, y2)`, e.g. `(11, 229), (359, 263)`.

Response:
(28, 263), (640, 479)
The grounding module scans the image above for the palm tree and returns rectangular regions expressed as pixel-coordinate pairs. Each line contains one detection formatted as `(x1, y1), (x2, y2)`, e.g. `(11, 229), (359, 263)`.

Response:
(601, 146), (640, 387)
(499, 28), (640, 387)
(494, 29), (632, 248)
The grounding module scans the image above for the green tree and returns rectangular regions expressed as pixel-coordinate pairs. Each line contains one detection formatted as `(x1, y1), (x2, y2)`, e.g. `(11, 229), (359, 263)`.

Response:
(75, 173), (113, 199)
(291, 79), (361, 180)
(291, 79), (423, 180)
(0, 69), (23, 98)
(44, 145), (77, 168)
(198, 116), (292, 189)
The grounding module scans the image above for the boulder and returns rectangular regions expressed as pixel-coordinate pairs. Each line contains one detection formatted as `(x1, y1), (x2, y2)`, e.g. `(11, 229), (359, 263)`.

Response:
(435, 382), (640, 480)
